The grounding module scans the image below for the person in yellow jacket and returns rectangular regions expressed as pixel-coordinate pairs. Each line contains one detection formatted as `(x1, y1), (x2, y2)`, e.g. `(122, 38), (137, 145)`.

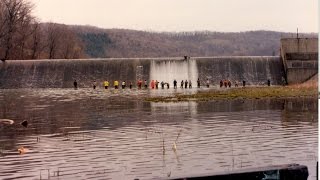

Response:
(114, 80), (119, 89)
(103, 80), (109, 89)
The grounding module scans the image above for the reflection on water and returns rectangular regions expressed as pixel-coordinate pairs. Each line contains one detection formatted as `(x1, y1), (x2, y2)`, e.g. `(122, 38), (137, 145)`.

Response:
(0, 89), (317, 180)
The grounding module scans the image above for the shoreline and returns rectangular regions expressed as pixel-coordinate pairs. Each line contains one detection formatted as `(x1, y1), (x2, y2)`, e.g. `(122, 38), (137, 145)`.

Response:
(145, 85), (318, 102)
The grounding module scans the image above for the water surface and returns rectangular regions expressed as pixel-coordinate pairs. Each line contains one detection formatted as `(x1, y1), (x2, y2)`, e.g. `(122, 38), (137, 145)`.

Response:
(0, 88), (317, 179)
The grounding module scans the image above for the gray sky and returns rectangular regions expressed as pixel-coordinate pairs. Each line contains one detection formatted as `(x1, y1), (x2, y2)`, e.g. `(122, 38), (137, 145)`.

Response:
(32, 0), (318, 33)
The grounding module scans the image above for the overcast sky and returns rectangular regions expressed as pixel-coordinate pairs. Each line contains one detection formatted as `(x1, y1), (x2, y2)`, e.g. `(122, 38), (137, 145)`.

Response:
(32, 0), (318, 33)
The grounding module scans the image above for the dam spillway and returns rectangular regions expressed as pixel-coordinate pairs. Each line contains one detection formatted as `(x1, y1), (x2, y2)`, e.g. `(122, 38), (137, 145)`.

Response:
(0, 57), (284, 88)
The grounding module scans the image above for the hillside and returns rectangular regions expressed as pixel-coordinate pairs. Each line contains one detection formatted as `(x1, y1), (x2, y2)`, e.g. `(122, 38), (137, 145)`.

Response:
(71, 26), (317, 58)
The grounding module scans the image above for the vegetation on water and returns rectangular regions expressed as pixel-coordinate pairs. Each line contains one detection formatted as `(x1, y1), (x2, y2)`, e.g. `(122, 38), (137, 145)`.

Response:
(145, 86), (318, 102)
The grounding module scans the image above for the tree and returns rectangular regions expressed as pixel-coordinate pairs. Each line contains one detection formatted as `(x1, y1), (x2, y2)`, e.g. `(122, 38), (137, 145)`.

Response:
(45, 23), (63, 59)
(29, 21), (43, 59)
(0, 0), (34, 60)
(44, 23), (85, 59)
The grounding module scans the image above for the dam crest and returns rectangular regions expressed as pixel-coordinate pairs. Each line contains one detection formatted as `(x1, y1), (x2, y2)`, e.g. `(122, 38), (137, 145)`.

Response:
(0, 56), (284, 88)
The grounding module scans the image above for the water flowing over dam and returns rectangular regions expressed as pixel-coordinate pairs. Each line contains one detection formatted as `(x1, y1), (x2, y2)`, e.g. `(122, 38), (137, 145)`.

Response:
(150, 58), (198, 85)
(0, 56), (284, 88)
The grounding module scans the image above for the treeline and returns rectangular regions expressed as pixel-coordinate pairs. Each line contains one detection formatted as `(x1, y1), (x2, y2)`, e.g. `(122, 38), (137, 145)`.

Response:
(0, 0), (85, 60)
(75, 28), (317, 58)
(0, 0), (317, 60)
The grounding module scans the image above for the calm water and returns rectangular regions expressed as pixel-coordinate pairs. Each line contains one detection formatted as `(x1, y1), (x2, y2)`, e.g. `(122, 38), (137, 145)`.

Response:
(0, 88), (317, 180)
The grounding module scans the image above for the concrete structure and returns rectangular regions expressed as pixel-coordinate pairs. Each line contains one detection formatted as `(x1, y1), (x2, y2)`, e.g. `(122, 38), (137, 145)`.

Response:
(280, 38), (318, 84)
(0, 57), (284, 88)
(169, 164), (308, 180)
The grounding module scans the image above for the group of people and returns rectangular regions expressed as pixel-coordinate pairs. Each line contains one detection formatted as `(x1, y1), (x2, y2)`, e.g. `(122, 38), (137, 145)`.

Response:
(220, 79), (235, 88)
(219, 79), (273, 88)
(73, 78), (273, 89)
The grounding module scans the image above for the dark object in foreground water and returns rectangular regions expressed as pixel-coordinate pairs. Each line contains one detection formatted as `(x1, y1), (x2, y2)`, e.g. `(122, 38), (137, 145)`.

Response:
(21, 120), (28, 128)
(169, 164), (308, 180)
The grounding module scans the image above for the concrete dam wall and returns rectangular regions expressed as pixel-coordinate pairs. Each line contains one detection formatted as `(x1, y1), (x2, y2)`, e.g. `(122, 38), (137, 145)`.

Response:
(0, 57), (284, 88)
(280, 38), (318, 84)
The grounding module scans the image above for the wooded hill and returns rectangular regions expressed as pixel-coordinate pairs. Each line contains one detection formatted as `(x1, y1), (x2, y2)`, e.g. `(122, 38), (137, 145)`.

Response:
(73, 25), (317, 58)
(0, 0), (317, 60)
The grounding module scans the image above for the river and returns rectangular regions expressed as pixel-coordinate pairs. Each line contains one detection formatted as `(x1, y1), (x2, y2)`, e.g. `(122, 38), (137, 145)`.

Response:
(0, 88), (317, 179)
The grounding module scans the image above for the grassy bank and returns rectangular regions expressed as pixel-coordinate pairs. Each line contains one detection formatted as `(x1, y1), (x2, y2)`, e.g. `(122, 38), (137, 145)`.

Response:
(145, 86), (318, 102)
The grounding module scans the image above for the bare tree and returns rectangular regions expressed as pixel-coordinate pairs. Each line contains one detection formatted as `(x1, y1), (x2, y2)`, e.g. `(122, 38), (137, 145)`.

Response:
(44, 23), (85, 59)
(45, 23), (63, 59)
(60, 26), (85, 59)
(0, 0), (34, 60)
(30, 21), (44, 59)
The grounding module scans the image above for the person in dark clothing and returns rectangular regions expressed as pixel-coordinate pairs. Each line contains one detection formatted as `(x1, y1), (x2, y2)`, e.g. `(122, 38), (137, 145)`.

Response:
(144, 80), (148, 89)
(224, 80), (228, 88)
(227, 80), (231, 88)
(161, 81), (165, 89)
(243, 80), (246, 87)
(173, 80), (177, 89)
(185, 79), (188, 89)
(74, 80), (78, 89)
(267, 79), (271, 86)
(93, 80), (97, 89)
(181, 80), (184, 88)
(220, 80), (223, 88)
(197, 78), (200, 88)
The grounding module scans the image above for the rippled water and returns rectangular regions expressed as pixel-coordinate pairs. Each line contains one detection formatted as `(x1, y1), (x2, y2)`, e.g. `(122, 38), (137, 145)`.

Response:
(0, 88), (317, 180)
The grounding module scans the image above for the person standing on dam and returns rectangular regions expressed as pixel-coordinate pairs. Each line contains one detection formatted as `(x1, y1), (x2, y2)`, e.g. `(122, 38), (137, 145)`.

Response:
(267, 79), (271, 86)
(181, 80), (184, 88)
(185, 79), (188, 89)
(235, 81), (238, 87)
(242, 80), (246, 87)
(161, 81), (165, 89)
(104, 80), (109, 89)
(137, 80), (142, 89)
(92, 80), (97, 89)
(144, 80), (148, 89)
(197, 78), (200, 88)
(224, 80), (228, 88)
(155, 80), (159, 89)
(206, 79), (210, 88)
(114, 80), (119, 89)
(228, 80), (231, 88)
(189, 80), (192, 88)
(129, 81), (133, 89)
(173, 79), (177, 89)
(74, 80), (78, 89)
(122, 81), (126, 89)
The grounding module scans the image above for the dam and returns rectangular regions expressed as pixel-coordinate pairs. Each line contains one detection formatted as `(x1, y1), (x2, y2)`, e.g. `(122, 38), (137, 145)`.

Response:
(280, 38), (318, 84)
(0, 56), (284, 88)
